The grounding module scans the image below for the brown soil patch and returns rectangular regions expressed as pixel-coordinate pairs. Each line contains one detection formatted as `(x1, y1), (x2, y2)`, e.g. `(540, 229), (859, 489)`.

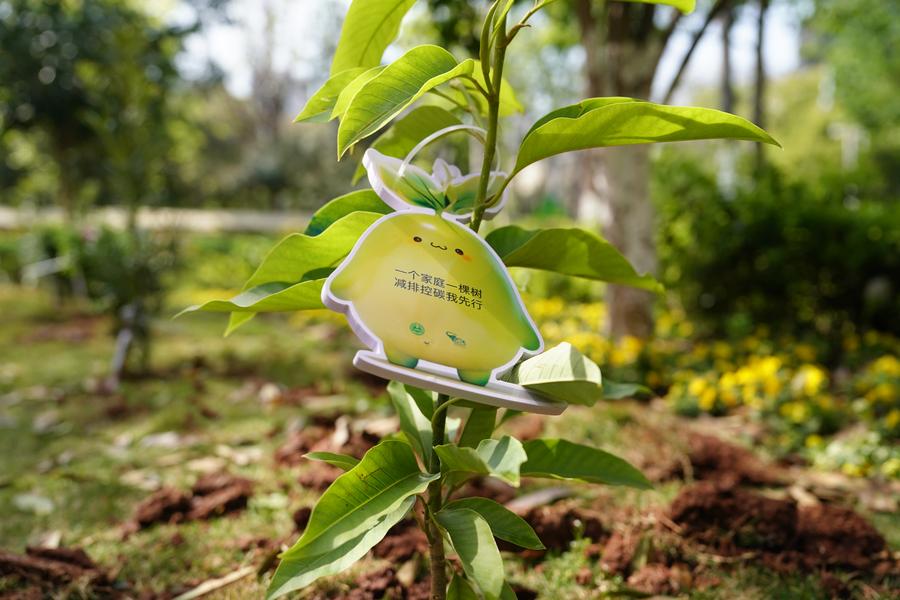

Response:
(0, 546), (114, 595)
(599, 530), (640, 575)
(669, 481), (893, 574)
(518, 502), (606, 551)
(123, 472), (253, 535)
(685, 433), (782, 487)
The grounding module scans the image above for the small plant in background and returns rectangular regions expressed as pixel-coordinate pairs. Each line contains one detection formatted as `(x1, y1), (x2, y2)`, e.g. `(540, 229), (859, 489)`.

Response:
(184, 0), (776, 598)
(17, 225), (178, 386)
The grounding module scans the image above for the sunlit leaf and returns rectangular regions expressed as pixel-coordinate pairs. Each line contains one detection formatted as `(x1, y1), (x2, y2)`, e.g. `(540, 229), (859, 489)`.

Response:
(337, 46), (474, 156)
(267, 441), (436, 598)
(330, 0), (418, 74)
(387, 381), (433, 462)
(486, 225), (663, 293)
(331, 66), (385, 120)
(506, 342), (602, 406)
(304, 190), (392, 236)
(515, 100), (779, 174)
(436, 435), (526, 487)
(304, 451), (360, 471)
(294, 68), (366, 123)
(436, 508), (504, 600)
(443, 497), (544, 550)
(521, 439), (651, 489)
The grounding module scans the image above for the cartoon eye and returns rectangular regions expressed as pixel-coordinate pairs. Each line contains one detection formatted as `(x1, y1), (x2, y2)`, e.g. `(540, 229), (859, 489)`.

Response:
(413, 236), (422, 242)
(454, 248), (464, 255)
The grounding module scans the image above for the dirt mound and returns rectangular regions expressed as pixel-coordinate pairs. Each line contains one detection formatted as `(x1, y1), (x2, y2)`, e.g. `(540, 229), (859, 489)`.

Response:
(518, 503), (606, 551)
(669, 481), (892, 574)
(123, 472), (253, 534)
(0, 546), (114, 595)
(669, 481), (797, 552)
(795, 503), (887, 571)
(686, 433), (782, 487)
(187, 472), (253, 520)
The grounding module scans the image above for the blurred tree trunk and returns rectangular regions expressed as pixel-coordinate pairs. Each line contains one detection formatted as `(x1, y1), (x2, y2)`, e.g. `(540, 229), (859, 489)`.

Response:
(575, 1), (677, 338)
(754, 0), (768, 170)
(721, 6), (735, 113)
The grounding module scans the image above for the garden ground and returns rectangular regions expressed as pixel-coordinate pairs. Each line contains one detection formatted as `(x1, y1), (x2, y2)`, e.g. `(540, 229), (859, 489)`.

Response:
(1, 284), (898, 599)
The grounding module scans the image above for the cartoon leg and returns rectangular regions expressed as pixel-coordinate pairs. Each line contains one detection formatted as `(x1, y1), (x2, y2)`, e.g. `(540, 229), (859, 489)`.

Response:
(385, 347), (418, 369)
(457, 369), (491, 386)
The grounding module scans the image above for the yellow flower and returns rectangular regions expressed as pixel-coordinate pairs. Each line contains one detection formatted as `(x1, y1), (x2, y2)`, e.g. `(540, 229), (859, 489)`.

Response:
(699, 388), (717, 411)
(886, 409), (900, 430)
(805, 434), (823, 448)
(688, 377), (708, 397)
(872, 355), (900, 377)
(792, 364), (828, 396)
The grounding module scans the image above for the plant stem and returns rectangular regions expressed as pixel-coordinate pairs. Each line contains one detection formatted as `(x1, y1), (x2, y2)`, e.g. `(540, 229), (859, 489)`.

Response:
(470, 13), (507, 234)
(427, 392), (450, 600)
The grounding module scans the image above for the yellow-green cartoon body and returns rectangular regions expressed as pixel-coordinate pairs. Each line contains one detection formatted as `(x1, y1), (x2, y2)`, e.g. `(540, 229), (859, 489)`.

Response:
(325, 212), (541, 386)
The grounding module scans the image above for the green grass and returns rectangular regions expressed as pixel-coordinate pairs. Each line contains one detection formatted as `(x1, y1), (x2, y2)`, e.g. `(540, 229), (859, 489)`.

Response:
(1, 284), (897, 599)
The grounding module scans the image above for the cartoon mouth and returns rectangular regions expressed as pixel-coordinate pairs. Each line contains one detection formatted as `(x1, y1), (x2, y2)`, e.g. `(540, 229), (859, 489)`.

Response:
(430, 242), (448, 250)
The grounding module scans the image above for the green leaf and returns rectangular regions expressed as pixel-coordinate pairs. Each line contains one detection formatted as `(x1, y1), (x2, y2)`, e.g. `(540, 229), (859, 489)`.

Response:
(337, 46), (474, 156)
(177, 279), (327, 316)
(447, 574), (480, 600)
(267, 441), (437, 598)
(330, 0), (418, 74)
(304, 451), (360, 471)
(436, 508), (505, 600)
(435, 436), (526, 487)
(331, 66), (385, 120)
(477, 437), (527, 487)
(524, 97), (635, 137)
(304, 190), (392, 236)
(295, 68), (367, 123)
(243, 211), (381, 290)
(387, 381), (433, 463)
(514, 100), (780, 174)
(602, 379), (653, 400)
(457, 407), (497, 448)
(405, 385), (436, 419)
(507, 342), (602, 406)
(443, 497), (544, 550)
(486, 225), (663, 294)
(270, 496), (414, 599)
(181, 211), (380, 330)
(352, 106), (463, 183)
(520, 439), (651, 489)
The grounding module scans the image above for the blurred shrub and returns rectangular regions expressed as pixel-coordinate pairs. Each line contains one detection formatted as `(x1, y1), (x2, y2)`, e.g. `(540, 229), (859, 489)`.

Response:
(654, 153), (900, 349)
(16, 225), (178, 371)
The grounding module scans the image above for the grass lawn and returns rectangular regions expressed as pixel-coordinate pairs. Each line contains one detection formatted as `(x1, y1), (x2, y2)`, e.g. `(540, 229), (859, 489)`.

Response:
(1, 284), (897, 599)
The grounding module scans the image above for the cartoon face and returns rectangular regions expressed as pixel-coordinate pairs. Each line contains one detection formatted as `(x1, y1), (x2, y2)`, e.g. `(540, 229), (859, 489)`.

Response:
(323, 211), (542, 386)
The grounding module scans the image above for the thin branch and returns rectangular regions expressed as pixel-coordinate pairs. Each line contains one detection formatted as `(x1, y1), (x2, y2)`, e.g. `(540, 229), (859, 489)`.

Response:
(661, 0), (730, 105)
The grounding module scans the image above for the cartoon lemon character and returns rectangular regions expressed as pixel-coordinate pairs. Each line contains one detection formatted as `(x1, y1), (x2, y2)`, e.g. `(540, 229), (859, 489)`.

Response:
(323, 211), (542, 386)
